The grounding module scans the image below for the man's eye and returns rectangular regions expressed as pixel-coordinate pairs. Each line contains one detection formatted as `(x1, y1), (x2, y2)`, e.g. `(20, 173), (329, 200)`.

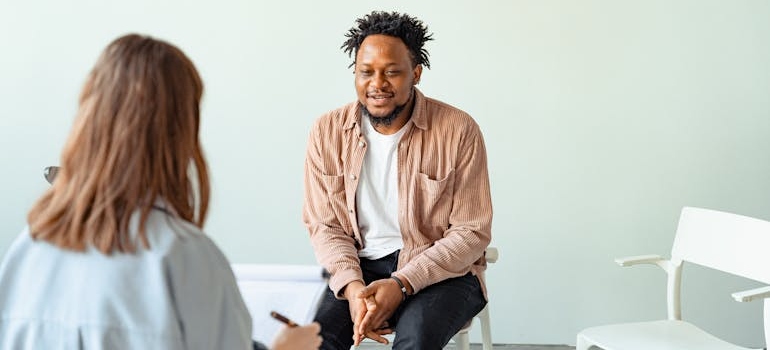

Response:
(386, 71), (400, 76)
(359, 71), (372, 76)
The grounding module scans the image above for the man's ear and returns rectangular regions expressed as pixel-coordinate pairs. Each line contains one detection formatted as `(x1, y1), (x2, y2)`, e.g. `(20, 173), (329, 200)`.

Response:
(413, 65), (423, 85)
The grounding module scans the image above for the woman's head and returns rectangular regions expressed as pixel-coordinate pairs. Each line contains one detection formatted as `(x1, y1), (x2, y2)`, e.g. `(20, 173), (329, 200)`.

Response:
(28, 34), (210, 254)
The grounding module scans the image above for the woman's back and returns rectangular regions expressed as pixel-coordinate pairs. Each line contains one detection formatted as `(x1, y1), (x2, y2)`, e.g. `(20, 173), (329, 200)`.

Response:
(0, 205), (252, 349)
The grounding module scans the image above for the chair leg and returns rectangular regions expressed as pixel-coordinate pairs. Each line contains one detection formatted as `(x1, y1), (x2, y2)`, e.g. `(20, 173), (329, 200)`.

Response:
(452, 330), (470, 350)
(576, 334), (593, 350)
(478, 305), (493, 350)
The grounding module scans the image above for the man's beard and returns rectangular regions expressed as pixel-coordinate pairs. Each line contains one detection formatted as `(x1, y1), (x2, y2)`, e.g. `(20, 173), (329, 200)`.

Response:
(361, 103), (407, 128)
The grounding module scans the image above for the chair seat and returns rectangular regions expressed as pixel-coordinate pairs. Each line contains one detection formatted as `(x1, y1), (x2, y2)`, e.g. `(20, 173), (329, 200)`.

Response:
(578, 320), (755, 350)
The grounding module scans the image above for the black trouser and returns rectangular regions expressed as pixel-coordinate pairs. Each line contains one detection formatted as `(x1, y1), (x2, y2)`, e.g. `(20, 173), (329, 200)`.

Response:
(313, 251), (486, 350)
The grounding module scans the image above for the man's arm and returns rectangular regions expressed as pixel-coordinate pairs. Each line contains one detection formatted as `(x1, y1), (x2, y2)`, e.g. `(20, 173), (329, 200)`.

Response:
(302, 118), (364, 297)
(398, 121), (493, 294)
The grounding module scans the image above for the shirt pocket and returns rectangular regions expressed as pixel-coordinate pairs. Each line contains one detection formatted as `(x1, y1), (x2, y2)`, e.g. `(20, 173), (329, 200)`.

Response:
(322, 174), (352, 230)
(416, 169), (455, 227)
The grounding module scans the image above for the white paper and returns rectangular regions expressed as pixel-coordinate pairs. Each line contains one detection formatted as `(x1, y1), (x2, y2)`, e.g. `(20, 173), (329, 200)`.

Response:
(231, 264), (328, 345)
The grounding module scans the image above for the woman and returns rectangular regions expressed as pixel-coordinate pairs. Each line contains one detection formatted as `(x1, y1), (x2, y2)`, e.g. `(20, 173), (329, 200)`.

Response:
(0, 34), (320, 350)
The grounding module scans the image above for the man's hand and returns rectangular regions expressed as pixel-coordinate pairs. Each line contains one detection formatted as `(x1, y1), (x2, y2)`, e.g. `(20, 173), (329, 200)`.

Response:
(344, 280), (394, 346)
(343, 281), (368, 346)
(355, 278), (405, 343)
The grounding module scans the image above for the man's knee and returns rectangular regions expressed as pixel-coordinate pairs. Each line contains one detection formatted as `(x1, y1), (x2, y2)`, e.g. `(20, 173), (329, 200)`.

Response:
(392, 324), (455, 350)
(314, 290), (355, 349)
(391, 275), (486, 349)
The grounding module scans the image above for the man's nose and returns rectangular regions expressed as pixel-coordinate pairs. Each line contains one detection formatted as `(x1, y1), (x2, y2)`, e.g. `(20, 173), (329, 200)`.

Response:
(372, 72), (389, 89)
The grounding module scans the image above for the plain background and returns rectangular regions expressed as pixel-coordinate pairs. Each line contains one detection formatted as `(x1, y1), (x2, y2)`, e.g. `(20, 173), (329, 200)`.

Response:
(1, 0), (769, 346)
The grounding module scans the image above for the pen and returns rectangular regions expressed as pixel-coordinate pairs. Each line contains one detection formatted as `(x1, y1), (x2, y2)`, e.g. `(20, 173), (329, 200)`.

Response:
(270, 311), (299, 328)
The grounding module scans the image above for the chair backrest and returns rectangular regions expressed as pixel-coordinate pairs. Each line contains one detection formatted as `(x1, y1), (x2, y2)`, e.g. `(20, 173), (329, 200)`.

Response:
(668, 207), (770, 348)
(672, 207), (770, 284)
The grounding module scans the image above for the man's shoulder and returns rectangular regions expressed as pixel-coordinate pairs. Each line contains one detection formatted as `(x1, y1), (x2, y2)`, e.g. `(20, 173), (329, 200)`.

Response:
(420, 95), (479, 132)
(313, 100), (359, 129)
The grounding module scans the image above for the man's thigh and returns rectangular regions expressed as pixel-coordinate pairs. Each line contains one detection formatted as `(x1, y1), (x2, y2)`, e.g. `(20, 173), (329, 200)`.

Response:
(391, 273), (486, 350)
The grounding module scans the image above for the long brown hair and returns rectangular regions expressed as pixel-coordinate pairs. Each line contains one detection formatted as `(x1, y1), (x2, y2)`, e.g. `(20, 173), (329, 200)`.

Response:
(27, 34), (210, 254)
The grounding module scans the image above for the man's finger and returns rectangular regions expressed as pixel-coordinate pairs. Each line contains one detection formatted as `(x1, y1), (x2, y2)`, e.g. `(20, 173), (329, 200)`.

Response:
(374, 327), (394, 335)
(357, 285), (376, 299)
(353, 331), (367, 347)
(363, 295), (377, 311)
(365, 330), (389, 345)
(359, 307), (376, 334)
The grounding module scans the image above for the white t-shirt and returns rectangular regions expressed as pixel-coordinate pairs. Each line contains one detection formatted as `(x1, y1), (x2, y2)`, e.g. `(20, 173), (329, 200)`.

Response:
(357, 116), (409, 259)
(0, 206), (253, 350)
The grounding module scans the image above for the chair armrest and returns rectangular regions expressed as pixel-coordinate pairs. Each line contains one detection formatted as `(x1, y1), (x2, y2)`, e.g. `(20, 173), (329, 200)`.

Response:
(732, 285), (770, 302)
(615, 254), (664, 267)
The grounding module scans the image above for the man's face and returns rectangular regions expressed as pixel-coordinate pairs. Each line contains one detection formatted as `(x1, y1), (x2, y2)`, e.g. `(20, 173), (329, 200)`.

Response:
(355, 34), (422, 119)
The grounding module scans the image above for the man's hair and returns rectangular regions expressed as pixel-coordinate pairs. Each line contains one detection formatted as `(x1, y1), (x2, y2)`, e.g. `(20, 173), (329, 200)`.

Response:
(342, 11), (434, 68)
(27, 33), (210, 254)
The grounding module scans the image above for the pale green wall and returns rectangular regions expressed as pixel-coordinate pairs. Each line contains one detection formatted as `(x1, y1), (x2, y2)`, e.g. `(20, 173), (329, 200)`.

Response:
(1, 0), (769, 346)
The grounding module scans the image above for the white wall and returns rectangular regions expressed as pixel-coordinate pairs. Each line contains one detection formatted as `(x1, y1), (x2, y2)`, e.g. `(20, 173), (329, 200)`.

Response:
(1, 0), (769, 346)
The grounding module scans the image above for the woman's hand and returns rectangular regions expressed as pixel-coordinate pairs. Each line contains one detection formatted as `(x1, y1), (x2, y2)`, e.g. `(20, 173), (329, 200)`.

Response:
(270, 322), (322, 350)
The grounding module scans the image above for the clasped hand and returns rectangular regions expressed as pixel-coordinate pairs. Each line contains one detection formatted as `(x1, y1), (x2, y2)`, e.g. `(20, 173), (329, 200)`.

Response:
(348, 278), (404, 346)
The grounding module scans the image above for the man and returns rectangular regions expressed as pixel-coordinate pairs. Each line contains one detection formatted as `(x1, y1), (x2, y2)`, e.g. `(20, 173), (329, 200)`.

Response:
(303, 11), (492, 350)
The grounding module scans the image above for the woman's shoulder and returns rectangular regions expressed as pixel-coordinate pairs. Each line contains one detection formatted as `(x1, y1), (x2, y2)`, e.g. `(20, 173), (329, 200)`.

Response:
(137, 209), (217, 262)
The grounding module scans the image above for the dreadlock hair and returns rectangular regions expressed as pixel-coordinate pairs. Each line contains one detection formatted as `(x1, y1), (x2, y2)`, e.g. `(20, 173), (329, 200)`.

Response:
(342, 11), (434, 69)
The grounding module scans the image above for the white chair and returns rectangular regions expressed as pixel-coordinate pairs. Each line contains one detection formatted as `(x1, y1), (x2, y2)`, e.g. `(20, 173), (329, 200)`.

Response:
(452, 246), (497, 350)
(576, 207), (770, 350)
(357, 246), (498, 350)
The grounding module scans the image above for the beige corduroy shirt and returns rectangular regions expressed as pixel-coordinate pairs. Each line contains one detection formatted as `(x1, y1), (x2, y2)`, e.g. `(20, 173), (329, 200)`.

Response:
(303, 88), (493, 299)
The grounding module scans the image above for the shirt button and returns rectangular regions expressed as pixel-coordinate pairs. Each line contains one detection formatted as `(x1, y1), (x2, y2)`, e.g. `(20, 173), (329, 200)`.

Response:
(359, 141), (365, 147)
(350, 174), (357, 180)
(349, 209), (354, 213)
